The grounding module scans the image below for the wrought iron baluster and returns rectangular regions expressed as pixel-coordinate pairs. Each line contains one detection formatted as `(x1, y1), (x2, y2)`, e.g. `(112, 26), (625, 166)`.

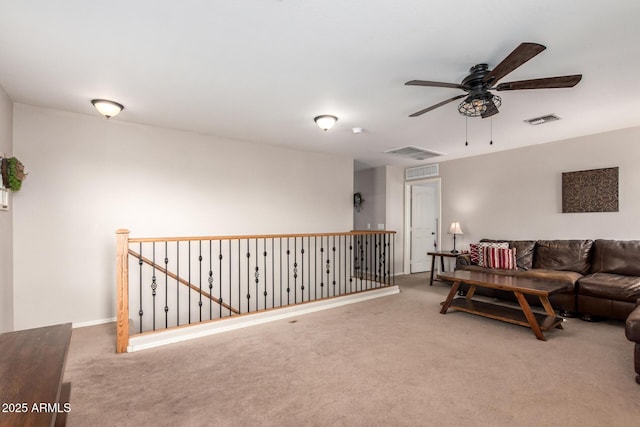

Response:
(365, 234), (370, 289)
(286, 238), (291, 305)
(307, 236), (311, 301)
(209, 240), (213, 320)
(272, 239), (275, 309)
(164, 242), (169, 328)
(349, 236), (353, 294)
(325, 236), (335, 296)
(246, 239), (251, 313)
(229, 240), (232, 316)
(188, 241), (191, 323)
(138, 242), (143, 333)
(176, 241), (180, 326)
(300, 237), (305, 303)
(392, 233), (396, 285)
(238, 239), (241, 314)
(151, 242), (157, 331)
(332, 236), (336, 296)
(263, 238), (268, 310)
(199, 240), (203, 321)
(219, 240), (223, 318)
(293, 238), (298, 303)
(279, 238), (283, 307)
(359, 236), (364, 291)
(320, 237), (325, 297)
(255, 239), (259, 312)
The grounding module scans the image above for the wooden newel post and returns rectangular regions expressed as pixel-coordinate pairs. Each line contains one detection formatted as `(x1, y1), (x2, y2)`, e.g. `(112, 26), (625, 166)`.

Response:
(115, 229), (130, 353)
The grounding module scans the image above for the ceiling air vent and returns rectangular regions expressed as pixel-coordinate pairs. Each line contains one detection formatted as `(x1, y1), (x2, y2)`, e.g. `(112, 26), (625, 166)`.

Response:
(405, 164), (439, 181)
(524, 114), (561, 125)
(385, 145), (444, 161)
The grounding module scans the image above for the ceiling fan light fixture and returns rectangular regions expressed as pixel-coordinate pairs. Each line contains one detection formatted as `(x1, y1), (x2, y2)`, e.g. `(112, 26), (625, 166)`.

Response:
(458, 94), (501, 117)
(314, 115), (338, 131)
(91, 99), (124, 119)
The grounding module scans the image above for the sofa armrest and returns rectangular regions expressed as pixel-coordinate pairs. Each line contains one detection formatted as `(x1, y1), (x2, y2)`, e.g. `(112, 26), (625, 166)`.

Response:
(626, 303), (640, 342)
(456, 254), (472, 269)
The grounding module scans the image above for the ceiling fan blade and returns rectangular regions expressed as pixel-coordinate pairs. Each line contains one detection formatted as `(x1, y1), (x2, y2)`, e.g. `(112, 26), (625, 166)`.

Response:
(409, 94), (466, 117)
(483, 42), (546, 85)
(481, 99), (499, 118)
(496, 74), (582, 91)
(405, 80), (466, 90)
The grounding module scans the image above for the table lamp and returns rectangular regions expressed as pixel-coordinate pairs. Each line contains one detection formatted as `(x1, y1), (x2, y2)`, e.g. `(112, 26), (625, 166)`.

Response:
(449, 222), (464, 254)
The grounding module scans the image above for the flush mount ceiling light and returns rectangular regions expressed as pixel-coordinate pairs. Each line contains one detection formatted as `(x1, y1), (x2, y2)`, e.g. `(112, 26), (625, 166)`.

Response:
(314, 115), (338, 131)
(91, 99), (124, 119)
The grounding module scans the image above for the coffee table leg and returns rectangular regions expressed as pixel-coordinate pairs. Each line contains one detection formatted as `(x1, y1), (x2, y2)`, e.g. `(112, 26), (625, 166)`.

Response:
(466, 285), (476, 299)
(539, 295), (563, 329)
(440, 280), (460, 314)
(514, 291), (545, 341)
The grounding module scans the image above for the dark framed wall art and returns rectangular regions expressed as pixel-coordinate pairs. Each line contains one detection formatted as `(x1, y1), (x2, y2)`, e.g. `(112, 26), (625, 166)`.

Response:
(562, 167), (619, 213)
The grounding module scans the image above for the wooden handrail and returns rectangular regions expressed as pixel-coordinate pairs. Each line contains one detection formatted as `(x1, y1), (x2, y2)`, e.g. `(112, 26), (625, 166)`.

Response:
(128, 248), (240, 315)
(128, 230), (396, 243)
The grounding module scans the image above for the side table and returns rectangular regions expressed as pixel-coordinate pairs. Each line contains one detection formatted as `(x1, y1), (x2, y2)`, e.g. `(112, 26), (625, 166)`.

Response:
(427, 251), (459, 286)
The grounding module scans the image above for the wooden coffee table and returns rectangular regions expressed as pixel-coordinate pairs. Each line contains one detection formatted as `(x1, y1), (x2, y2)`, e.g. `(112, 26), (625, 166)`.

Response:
(437, 270), (569, 341)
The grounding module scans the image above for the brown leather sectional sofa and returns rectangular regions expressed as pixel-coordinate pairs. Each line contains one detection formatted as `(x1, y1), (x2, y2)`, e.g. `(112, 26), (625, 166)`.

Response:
(455, 239), (640, 384)
(626, 301), (640, 384)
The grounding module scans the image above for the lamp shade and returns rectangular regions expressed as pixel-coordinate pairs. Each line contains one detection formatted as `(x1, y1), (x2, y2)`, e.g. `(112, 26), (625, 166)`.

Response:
(314, 115), (338, 131)
(449, 222), (463, 235)
(91, 99), (124, 119)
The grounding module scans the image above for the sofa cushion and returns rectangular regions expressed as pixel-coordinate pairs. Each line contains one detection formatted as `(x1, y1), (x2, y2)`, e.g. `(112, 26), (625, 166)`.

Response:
(590, 239), (640, 276)
(533, 240), (593, 275)
(518, 269), (582, 287)
(508, 241), (536, 270)
(578, 273), (640, 303)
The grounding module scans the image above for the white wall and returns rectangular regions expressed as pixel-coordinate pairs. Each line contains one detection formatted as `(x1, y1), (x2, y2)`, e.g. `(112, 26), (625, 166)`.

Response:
(0, 86), (13, 332)
(354, 165), (405, 275)
(438, 126), (640, 251)
(353, 166), (386, 231)
(385, 166), (404, 276)
(12, 104), (353, 330)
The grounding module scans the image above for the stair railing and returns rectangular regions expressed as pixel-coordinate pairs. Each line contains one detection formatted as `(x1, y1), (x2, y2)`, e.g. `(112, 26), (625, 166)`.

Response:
(116, 229), (396, 353)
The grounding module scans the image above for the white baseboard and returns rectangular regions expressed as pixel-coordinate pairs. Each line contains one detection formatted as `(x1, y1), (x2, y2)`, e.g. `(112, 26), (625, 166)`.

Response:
(127, 286), (400, 353)
(72, 317), (116, 329)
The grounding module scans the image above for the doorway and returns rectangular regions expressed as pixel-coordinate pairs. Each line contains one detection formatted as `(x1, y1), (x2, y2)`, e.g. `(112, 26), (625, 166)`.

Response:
(404, 179), (441, 274)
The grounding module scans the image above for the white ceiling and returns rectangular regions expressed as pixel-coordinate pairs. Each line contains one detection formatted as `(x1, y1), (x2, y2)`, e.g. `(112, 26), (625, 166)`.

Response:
(1, 1), (639, 170)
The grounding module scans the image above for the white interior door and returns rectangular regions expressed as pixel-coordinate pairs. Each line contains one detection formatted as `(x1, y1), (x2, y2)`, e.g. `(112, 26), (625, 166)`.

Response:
(410, 183), (438, 273)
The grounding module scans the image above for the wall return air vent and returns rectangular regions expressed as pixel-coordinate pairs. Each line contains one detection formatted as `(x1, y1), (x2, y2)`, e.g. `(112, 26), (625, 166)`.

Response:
(405, 164), (439, 181)
(385, 145), (444, 161)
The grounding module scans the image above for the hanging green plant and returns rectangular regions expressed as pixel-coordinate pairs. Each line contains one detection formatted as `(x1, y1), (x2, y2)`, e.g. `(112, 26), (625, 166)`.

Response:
(1, 157), (27, 192)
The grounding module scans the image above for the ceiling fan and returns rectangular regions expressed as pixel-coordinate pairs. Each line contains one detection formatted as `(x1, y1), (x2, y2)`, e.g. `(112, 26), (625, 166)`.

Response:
(405, 42), (582, 119)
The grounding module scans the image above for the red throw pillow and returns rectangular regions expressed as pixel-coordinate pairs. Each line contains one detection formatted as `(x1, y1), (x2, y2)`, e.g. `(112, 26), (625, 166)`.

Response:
(483, 247), (517, 269)
(469, 242), (508, 265)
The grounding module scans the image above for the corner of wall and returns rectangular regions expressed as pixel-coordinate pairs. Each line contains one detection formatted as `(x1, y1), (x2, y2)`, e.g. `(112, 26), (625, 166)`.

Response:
(0, 84), (14, 332)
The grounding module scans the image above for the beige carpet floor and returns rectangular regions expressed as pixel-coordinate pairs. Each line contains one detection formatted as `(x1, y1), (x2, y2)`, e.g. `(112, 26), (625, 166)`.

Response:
(63, 273), (640, 426)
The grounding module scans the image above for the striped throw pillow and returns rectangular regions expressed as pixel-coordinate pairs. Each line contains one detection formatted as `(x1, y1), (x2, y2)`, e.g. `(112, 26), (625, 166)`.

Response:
(469, 242), (508, 265)
(483, 246), (517, 269)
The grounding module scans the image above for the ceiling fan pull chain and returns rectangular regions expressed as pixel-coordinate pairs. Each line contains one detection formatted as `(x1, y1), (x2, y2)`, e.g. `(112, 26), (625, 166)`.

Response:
(490, 117), (493, 145)
(465, 116), (469, 146)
